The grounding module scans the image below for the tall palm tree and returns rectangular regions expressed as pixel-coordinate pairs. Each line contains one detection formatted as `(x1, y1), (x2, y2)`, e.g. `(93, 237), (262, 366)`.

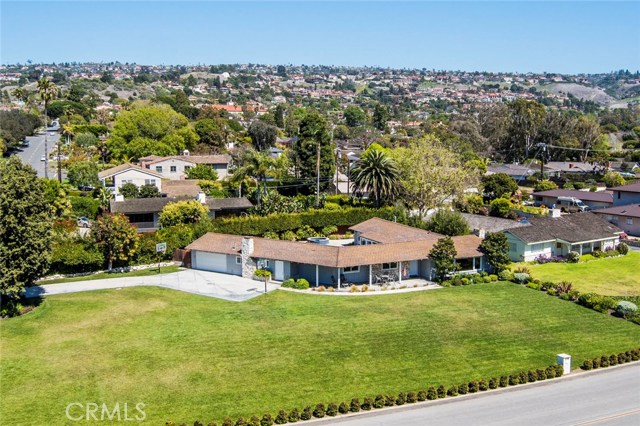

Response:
(350, 149), (400, 207)
(231, 149), (276, 206)
(11, 87), (29, 105)
(37, 77), (60, 179)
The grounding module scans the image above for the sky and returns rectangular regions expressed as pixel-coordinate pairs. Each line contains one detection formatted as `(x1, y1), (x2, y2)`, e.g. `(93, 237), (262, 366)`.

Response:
(1, 1), (639, 74)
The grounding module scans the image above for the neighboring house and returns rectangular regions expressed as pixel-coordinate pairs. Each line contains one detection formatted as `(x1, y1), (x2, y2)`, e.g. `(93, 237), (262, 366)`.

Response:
(504, 213), (623, 262)
(186, 218), (485, 286)
(111, 195), (253, 232)
(610, 182), (640, 207)
(139, 154), (231, 180)
(593, 204), (640, 237)
(98, 163), (163, 194)
(532, 189), (613, 210)
(461, 213), (529, 236)
(544, 161), (599, 177)
(486, 163), (536, 181)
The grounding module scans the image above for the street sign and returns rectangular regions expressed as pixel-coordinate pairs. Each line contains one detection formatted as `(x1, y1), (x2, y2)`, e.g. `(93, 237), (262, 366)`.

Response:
(156, 242), (167, 253)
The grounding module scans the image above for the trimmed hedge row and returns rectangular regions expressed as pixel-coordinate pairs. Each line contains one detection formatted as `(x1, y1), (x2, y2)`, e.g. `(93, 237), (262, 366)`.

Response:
(581, 348), (640, 370)
(208, 207), (397, 236)
(166, 363), (566, 426)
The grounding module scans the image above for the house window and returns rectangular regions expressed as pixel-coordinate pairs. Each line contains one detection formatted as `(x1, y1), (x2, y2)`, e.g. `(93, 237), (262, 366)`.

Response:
(184, 165), (191, 172)
(144, 179), (156, 186)
(343, 266), (360, 274)
(617, 192), (621, 199)
(235, 256), (241, 265)
(170, 166), (177, 172)
(556, 242), (562, 249)
(155, 166), (163, 173)
(627, 217), (634, 225)
(382, 262), (398, 270)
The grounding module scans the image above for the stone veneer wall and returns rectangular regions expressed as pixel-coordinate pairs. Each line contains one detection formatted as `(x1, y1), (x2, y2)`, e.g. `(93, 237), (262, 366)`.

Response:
(241, 237), (257, 278)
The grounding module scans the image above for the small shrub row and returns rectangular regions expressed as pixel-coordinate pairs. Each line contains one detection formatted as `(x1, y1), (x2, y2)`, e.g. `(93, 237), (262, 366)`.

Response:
(167, 364), (564, 425)
(441, 272), (498, 287)
(580, 348), (640, 371)
(281, 278), (310, 290)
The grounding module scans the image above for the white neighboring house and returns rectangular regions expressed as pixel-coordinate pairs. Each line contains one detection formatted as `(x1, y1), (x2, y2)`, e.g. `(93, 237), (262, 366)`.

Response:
(98, 163), (163, 194)
(139, 154), (231, 180)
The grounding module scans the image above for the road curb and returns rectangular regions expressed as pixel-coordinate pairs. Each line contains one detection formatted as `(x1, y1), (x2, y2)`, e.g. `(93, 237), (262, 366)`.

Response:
(299, 361), (640, 425)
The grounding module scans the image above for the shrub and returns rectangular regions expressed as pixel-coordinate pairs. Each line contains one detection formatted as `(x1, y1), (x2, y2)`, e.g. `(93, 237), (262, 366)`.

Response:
(426, 387), (437, 400)
(618, 242), (629, 255)
(208, 422), (219, 426)
(260, 415), (273, 426)
(509, 375), (520, 386)
(384, 394), (395, 406)
(483, 276), (492, 283)
(513, 265), (531, 274)
(349, 398), (360, 412)
(547, 288), (558, 296)
(600, 356), (609, 367)
(263, 231), (279, 240)
(489, 274), (498, 282)
(321, 225), (338, 237)
(406, 392), (417, 403)
(437, 385), (446, 399)
(312, 403), (325, 418)
(254, 269), (271, 279)
(618, 353), (627, 364)
(396, 392), (406, 405)
(519, 371), (528, 384)
(235, 417), (248, 426)
(287, 409), (299, 423)
(632, 349), (640, 361)
(616, 301), (638, 318)
(498, 270), (514, 281)
(490, 198), (512, 218)
(249, 417), (260, 426)
(300, 407), (311, 421)
(537, 369), (547, 380)
(338, 402), (349, 414)
(609, 354), (618, 366)
(545, 366), (556, 379)
(526, 282), (543, 291)
(281, 230), (297, 241)
(592, 358), (600, 369)
(294, 278), (310, 290)
(580, 359), (593, 370)
(499, 376), (508, 387)
(446, 386), (458, 397)
(194, 422), (204, 426)
(374, 395), (385, 408)
(566, 251), (580, 263)
(554, 364), (563, 377)
(274, 410), (287, 424)
(513, 273), (531, 284)
(50, 239), (105, 274)
(325, 403), (338, 417)
(281, 278), (296, 288)
(528, 370), (537, 382)
(488, 378), (498, 389)
(222, 419), (234, 426)
(361, 396), (374, 410)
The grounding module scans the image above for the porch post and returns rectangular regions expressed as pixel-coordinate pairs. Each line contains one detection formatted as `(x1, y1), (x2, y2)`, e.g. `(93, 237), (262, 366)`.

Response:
(315, 265), (319, 287)
(337, 268), (341, 289)
(473, 257), (476, 271)
(369, 265), (372, 285)
(398, 262), (402, 284)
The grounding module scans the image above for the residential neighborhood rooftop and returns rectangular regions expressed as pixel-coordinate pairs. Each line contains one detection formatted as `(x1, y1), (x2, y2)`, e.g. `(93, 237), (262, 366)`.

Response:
(593, 204), (640, 218)
(348, 217), (443, 243)
(506, 212), (622, 244)
(98, 163), (163, 179)
(609, 182), (640, 193)
(532, 189), (613, 203)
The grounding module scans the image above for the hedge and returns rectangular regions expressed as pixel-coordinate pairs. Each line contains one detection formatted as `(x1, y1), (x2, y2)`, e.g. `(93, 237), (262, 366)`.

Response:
(167, 362), (577, 425)
(581, 348), (640, 371)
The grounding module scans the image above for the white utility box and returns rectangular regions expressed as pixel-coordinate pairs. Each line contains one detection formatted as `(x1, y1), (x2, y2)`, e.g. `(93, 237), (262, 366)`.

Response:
(557, 353), (571, 375)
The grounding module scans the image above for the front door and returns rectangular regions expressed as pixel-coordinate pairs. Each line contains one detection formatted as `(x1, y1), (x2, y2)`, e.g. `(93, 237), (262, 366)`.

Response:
(274, 261), (284, 281)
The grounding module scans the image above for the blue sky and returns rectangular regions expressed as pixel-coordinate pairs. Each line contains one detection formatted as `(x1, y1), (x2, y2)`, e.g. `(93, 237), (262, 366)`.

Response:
(1, 1), (639, 73)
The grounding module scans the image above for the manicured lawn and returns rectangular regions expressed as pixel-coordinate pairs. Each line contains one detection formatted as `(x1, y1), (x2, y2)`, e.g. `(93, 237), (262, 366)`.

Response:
(524, 251), (640, 296)
(2, 284), (639, 425)
(38, 265), (181, 284)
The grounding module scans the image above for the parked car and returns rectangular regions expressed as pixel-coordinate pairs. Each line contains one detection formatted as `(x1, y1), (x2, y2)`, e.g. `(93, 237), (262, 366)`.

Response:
(556, 196), (590, 213)
(40, 155), (46, 162)
(77, 185), (95, 192)
(22, 140), (29, 147)
(77, 217), (91, 228)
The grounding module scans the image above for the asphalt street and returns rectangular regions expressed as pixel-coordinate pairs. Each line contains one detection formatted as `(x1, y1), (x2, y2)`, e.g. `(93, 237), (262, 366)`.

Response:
(14, 127), (60, 178)
(317, 364), (640, 426)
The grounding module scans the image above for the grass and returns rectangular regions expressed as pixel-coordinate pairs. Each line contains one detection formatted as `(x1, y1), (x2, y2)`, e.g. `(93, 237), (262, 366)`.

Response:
(523, 252), (640, 296)
(2, 283), (639, 425)
(38, 265), (181, 284)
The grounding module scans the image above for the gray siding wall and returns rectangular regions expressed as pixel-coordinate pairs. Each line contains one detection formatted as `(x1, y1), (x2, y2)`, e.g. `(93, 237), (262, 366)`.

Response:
(613, 191), (640, 206)
(227, 255), (242, 276)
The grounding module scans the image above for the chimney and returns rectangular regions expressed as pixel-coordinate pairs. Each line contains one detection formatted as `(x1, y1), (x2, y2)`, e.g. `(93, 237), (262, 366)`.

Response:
(240, 237), (256, 278)
(549, 208), (561, 218)
(197, 192), (206, 204)
(477, 229), (486, 239)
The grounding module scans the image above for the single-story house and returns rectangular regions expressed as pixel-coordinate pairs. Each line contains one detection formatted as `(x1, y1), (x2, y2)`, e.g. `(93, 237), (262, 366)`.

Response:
(139, 154), (231, 180)
(544, 161), (599, 177)
(111, 195), (253, 232)
(486, 163), (536, 181)
(461, 213), (529, 236)
(610, 182), (640, 207)
(504, 212), (623, 262)
(98, 163), (163, 194)
(532, 189), (613, 210)
(593, 204), (640, 237)
(186, 218), (486, 286)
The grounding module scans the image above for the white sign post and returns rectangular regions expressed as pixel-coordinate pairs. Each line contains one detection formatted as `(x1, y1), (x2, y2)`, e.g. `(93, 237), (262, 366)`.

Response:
(155, 243), (167, 272)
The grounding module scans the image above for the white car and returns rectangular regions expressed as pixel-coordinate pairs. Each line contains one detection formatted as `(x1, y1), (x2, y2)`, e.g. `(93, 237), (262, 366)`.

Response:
(40, 155), (46, 162)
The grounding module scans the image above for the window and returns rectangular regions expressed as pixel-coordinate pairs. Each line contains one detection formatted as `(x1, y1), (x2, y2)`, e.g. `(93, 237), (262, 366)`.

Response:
(155, 166), (163, 173)
(144, 179), (156, 186)
(556, 242), (562, 249)
(170, 166), (177, 172)
(627, 217), (634, 225)
(127, 213), (154, 223)
(235, 256), (241, 265)
(382, 262), (398, 270)
(343, 266), (360, 274)
(184, 165), (191, 171)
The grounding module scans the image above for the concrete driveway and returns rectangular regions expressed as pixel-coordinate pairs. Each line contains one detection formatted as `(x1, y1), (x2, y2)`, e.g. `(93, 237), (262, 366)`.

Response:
(25, 269), (280, 302)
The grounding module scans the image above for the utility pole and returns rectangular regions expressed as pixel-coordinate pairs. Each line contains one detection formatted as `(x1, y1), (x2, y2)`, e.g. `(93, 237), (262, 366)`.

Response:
(43, 110), (48, 179)
(316, 141), (321, 207)
(57, 134), (62, 183)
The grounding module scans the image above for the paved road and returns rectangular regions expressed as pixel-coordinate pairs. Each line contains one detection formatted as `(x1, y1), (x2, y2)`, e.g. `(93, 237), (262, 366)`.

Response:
(25, 269), (280, 302)
(318, 364), (640, 426)
(13, 127), (60, 178)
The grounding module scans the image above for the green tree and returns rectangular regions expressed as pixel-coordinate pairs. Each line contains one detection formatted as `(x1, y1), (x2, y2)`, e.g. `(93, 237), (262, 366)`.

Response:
(67, 161), (99, 188)
(186, 164), (219, 180)
(42, 178), (71, 218)
(344, 105), (367, 127)
(107, 103), (198, 161)
(231, 149), (276, 204)
(293, 111), (335, 193)
(96, 187), (113, 211)
(119, 182), (139, 199)
(194, 118), (224, 149)
(426, 209), (470, 236)
(75, 132), (98, 147)
(481, 173), (518, 202)
(490, 198), (512, 218)
(0, 157), (52, 299)
(138, 184), (160, 198)
(479, 232), (510, 273)
(372, 103), (389, 131)
(534, 180), (558, 192)
(603, 171), (626, 188)
(248, 120), (277, 151)
(350, 148), (399, 207)
(505, 99), (546, 161)
(93, 213), (139, 270)
(159, 200), (209, 228)
(429, 236), (459, 281)
(274, 104), (286, 128)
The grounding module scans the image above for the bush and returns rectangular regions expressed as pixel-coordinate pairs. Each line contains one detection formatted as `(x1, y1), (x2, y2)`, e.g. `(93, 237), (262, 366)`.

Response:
(509, 375), (520, 386)
(578, 293), (617, 313)
(528, 370), (537, 382)
(426, 387), (437, 400)
(498, 270), (514, 281)
(281, 230), (297, 241)
(489, 378), (498, 389)
(70, 196), (100, 219)
(600, 356), (609, 367)
(325, 403), (337, 417)
(396, 392), (406, 405)
(338, 402), (349, 414)
(566, 251), (580, 263)
(321, 225), (338, 237)
(518, 371), (528, 384)
(50, 238), (105, 274)
(437, 385), (446, 399)
(616, 301), (638, 318)
(374, 395), (385, 408)
(281, 278), (296, 288)
(299, 407), (311, 421)
(235, 417), (248, 426)
(609, 354), (618, 366)
(349, 398), (360, 412)
(490, 198), (512, 218)
(287, 409), (299, 423)
(468, 380), (478, 393)
(260, 414), (273, 426)
(312, 403), (325, 418)
(618, 353), (627, 364)
(499, 376), (508, 387)
(446, 386), (458, 397)
(478, 379), (488, 391)
(222, 419), (234, 426)
(274, 410), (287, 424)
(581, 359), (594, 371)
(384, 394), (395, 406)
(361, 396), (374, 410)
(592, 358), (600, 369)
(537, 369), (547, 380)
(254, 269), (271, 279)
(513, 273), (531, 284)
(406, 392), (417, 403)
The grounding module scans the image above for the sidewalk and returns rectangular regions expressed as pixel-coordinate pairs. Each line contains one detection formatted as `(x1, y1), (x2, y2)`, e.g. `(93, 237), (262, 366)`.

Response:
(24, 270), (280, 302)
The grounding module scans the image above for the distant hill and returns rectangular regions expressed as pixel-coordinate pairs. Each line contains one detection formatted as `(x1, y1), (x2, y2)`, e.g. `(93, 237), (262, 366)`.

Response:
(540, 83), (616, 106)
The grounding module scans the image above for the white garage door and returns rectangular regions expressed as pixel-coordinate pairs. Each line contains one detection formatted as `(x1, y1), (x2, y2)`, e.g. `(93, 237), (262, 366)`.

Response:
(194, 251), (227, 273)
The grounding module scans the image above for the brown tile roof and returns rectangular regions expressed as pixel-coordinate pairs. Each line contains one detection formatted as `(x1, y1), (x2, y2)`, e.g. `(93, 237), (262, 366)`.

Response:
(349, 217), (443, 243)
(162, 180), (201, 197)
(186, 233), (482, 268)
(98, 163), (163, 179)
(506, 213), (623, 244)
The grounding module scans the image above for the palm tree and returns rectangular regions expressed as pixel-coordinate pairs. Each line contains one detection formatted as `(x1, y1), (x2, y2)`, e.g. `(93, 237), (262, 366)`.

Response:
(37, 77), (60, 179)
(11, 87), (29, 105)
(350, 149), (400, 207)
(231, 149), (276, 206)
(96, 187), (113, 212)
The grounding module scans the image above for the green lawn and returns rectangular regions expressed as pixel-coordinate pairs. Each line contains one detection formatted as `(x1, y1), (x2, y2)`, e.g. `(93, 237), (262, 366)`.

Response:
(524, 252), (640, 296)
(38, 265), (181, 284)
(2, 284), (639, 425)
